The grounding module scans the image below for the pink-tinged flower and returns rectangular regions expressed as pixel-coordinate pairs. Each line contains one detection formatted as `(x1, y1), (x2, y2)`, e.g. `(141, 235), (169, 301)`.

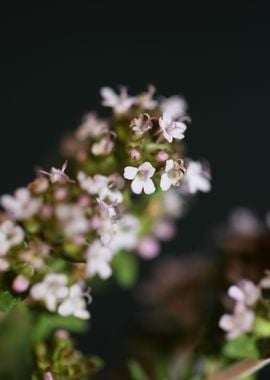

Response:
(76, 113), (109, 141)
(0, 220), (24, 256)
(219, 302), (255, 340)
(86, 239), (113, 279)
(160, 95), (187, 120)
(228, 280), (260, 307)
(138, 236), (160, 259)
(136, 85), (158, 110)
(160, 159), (186, 191)
(124, 161), (156, 195)
(91, 136), (114, 156)
(12, 275), (29, 293)
(100, 86), (136, 114)
(1, 188), (41, 220)
(39, 161), (74, 184)
(30, 273), (69, 312)
(44, 372), (54, 380)
(58, 284), (90, 320)
(182, 160), (211, 194)
(130, 113), (153, 136)
(159, 112), (187, 143)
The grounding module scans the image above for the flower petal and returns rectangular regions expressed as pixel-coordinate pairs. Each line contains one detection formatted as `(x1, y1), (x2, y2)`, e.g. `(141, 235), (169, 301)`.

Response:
(124, 166), (138, 180)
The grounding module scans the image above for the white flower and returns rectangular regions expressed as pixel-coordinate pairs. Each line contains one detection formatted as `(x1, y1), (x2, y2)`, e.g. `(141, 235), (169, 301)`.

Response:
(109, 214), (140, 253)
(1, 188), (41, 220)
(0, 220), (24, 256)
(259, 270), (270, 289)
(228, 280), (260, 307)
(40, 161), (74, 184)
(76, 113), (109, 141)
(124, 161), (156, 195)
(86, 239), (113, 279)
(160, 95), (187, 120)
(136, 85), (158, 110)
(229, 208), (262, 236)
(55, 204), (89, 238)
(97, 199), (119, 244)
(162, 189), (186, 218)
(100, 86), (136, 114)
(159, 112), (187, 143)
(160, 159), (186, 191)
(130, 113), (153, 135)
(30, 273), (69, 312)
(58, 284), (90, 320)
(77, 172), (123, 203)
(182, 160), (211, 194)
(219, 302), (255, 340)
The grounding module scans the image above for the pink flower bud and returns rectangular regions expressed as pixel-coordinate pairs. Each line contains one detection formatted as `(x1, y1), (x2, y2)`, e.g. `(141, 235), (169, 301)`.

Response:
(44, 372), (54, 380)
(12, 275), (29, 293)
(129, 149), (141, 160)
(90, 215), (102, 229)
(55, 329), (70, 339)
(155, 151), (169, 162)
(138, 237), (160, 259)
(40, 205), (53, 219)
(54, 187), (68, 201)
(77, 195), (90, 207)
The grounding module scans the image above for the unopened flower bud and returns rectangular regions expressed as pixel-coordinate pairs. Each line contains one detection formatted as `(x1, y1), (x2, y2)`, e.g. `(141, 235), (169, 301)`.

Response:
(155, 151), (169, 162)
(129, 149), (141, 160)
(12, 275), (29, 293)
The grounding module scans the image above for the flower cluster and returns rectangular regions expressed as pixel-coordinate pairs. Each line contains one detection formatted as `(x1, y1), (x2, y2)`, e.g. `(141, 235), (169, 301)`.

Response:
(0, 86), (210, 320)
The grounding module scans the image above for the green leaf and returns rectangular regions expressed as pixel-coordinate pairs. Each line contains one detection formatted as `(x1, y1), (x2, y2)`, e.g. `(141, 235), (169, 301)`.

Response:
(127, 360), (150, 380)
(254, 317), (270, 337)
(112, 251), (138, 288)
(32, 313), (88, 342)
(222, 335), (259, 360)
(208, 358), (270, 380)
(0, 290), (21, 312)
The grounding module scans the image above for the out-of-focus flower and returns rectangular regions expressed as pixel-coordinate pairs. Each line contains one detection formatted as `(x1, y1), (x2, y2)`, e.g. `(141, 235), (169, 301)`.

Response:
(136, 85), (158, 110)
(86, 239), (113, 279)
(30, 273), (69, 312)
(78, 172), (123, 203)
(44, 372), (54, 380)
(155, 151), (169, 162)
(109, 214), (140, 252)
(138, 236), (160, 259)
(182, 160), (211, 194)
(12, 275), (30, 293)
(1, 188), (41, 220)
(40, 161), (74, 184)
(58, 284), (90, 320)
(160, 159), (186, 191)
(0, 219), (24, 255)
(160, 95), (187, 120)
(100, 86), (136, 114)
(161, 189), (186, 218)
(159, 112), (187, 143)
(0, 258), (9, 271)
(130, 113), (153, 135)
(153, 219), (176, 241)
(259, 270), (270, 289)
(55, 204), (89, 238)
(91, 136), (114, 156)
(228, 279), (260, 307)
(124, 161), (156, 195)
(229, 208), (262, 236)
(219, 302), (255, 340)
(20, 241), (50, 269)
(76, 113), (109, 141)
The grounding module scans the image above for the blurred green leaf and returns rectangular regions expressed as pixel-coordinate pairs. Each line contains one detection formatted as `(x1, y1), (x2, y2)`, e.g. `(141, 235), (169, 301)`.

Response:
(112, 251), (138, 288)
(0, 290), (21, 312)
(128, 360), (150, 380)
(222, 335), (259, 360)
(254, 317), (270, 337)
